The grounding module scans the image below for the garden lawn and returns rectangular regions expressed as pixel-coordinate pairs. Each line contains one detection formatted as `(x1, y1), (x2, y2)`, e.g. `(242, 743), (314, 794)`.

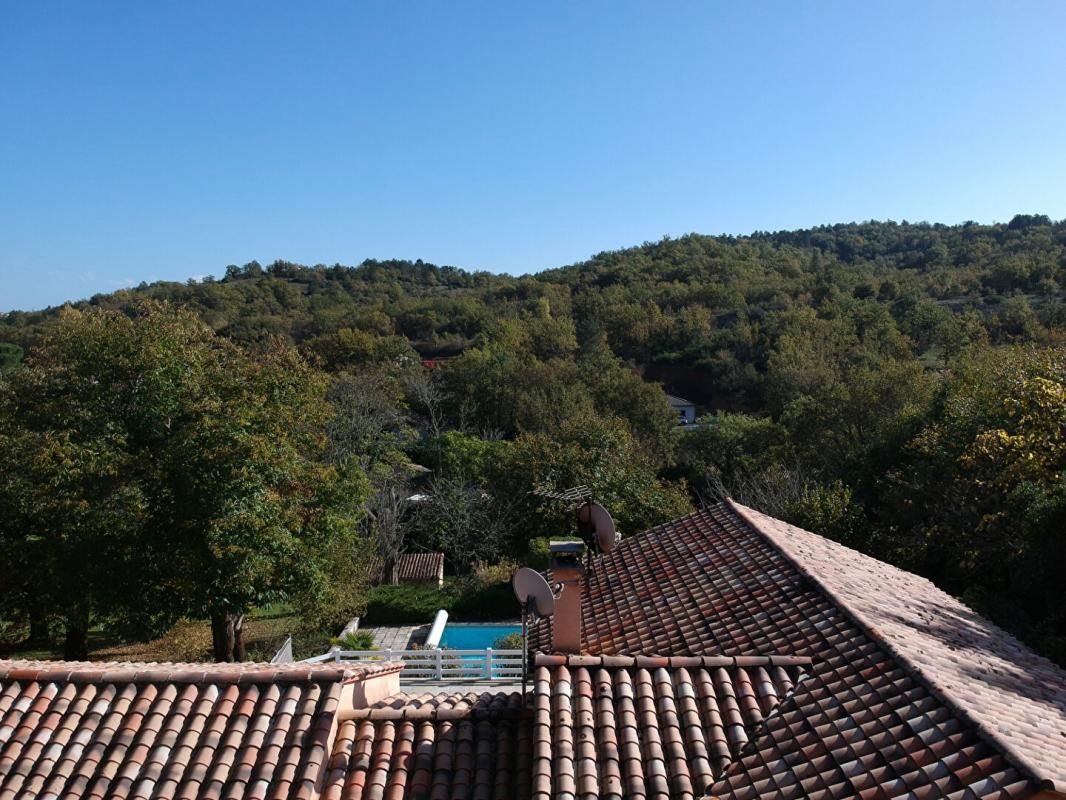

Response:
(0, 604), (334, 663)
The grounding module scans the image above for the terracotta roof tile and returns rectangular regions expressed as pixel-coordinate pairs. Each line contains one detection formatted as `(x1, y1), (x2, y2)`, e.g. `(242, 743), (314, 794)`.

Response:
(727, 499), (1066, 794)
(9, 500), (1066, 799)
(324, 691), (533, 800)
(0, 659), (399, 800)
(390, 553), (445, 585)
(0, 659), (400, 686)
(530, 502), (1063, 798)
(328, 657), (805, 800)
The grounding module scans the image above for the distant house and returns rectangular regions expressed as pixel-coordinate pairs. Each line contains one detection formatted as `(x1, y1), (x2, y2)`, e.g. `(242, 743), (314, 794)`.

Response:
(667, 393), (697, 424)
(390, 551), (445, 588)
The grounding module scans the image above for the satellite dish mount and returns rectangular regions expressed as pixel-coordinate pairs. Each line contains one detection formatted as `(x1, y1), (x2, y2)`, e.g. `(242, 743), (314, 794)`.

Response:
(512, 567), (557, 695)
(576, 501), (621, 556)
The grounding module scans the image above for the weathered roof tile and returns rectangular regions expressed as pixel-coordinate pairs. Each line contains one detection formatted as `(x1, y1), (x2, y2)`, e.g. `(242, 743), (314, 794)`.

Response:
(527, 502), (1066, 798)
(390, 553), (445, 585)
(328, 657), (803, 800)
(8, 501), (1066, 799)
(0, 659), (402, 800)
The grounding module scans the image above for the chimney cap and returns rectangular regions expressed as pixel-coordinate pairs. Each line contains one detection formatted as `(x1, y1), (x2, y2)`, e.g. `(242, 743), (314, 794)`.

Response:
(548, 541), (585, 555)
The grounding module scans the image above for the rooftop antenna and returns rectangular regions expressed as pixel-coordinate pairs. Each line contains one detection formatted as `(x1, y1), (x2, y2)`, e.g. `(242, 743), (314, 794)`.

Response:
(512, 566), (556, 698)
(530, 484), (592, 512)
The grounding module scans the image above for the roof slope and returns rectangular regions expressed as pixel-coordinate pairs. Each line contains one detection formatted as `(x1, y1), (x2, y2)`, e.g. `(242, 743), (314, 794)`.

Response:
(531, 654), (808, 800)
(326, 655), (810, 800)
(0, 659), (399, 800)
(728, 500), (1066, 795)
(322, 690), (531, 800)
(531, 502), (838, 656)
(532, 502), (1066, 798)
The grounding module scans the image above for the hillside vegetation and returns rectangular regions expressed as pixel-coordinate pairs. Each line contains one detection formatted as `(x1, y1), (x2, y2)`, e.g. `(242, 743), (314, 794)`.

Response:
(1, 216), (1064, 663)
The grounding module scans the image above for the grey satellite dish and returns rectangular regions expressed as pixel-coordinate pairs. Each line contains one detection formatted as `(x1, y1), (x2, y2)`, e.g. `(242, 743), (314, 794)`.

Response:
(512, 567), (556, 617)
(577, 501), (621, 553)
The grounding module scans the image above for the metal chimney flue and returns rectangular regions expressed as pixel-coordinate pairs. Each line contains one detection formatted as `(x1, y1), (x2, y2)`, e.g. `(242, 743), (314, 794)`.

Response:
(549, 541), (585, 653)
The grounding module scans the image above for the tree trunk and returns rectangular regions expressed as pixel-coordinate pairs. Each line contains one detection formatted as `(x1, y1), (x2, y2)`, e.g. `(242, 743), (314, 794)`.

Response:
(25, 608), (50, 648)
(234, 614), (246, 661)
(63, 610), (90, 661)
(211, 612), (235, 662)
(210, 611), (247, 662)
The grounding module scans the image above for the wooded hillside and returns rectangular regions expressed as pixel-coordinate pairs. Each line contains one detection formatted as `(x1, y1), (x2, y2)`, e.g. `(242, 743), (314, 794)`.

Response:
(2, 216), (1064, 663)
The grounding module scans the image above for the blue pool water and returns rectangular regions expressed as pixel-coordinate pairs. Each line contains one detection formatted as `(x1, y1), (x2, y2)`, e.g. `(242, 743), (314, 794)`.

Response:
(437, 623), (520, 649)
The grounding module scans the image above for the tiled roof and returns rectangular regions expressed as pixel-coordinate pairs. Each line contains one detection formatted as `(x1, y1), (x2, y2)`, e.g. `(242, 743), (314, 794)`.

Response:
(324, 654), (811, 800)
(0, 659), (401, 685)
(529, 501), (832, 656)
(391, 552), (445, 584)
(725, 500), (1066, 796)
(531, 501), (1066, 798)
(322, 690), (531, 800)
(10, 499), (1066, 800)
(531, 654), (810, 800)
(0, 659), (402, 800)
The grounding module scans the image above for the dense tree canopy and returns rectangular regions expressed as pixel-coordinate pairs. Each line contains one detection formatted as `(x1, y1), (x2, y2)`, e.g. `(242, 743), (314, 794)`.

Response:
(1, 217), (1065, 662)
(0, 304), (369, 660)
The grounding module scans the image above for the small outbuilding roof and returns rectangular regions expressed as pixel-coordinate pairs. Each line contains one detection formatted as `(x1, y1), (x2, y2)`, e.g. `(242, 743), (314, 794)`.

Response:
(666, 394), (695, 407)
(390, 552), (445, 584)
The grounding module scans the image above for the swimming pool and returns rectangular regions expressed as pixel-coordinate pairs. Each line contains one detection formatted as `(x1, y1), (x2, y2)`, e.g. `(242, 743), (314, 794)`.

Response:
(437, 623), (521, 649)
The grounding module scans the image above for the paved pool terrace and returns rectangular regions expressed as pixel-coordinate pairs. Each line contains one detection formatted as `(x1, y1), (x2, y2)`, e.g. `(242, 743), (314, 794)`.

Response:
(357, 624), (430, 650)
(357, 621), (522, 651)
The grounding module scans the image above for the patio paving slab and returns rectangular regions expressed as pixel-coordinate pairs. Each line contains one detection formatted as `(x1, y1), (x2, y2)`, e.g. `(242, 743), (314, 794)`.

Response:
(358, 623), (429, 650)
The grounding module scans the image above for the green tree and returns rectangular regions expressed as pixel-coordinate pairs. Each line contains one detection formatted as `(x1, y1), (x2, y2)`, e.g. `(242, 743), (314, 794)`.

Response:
(0, 343), (22, 372)
(0, 303), (369, 660)
(677, 412), (791, 499)
(497, 412), (693, 549)
(877, 345), (1066, 662)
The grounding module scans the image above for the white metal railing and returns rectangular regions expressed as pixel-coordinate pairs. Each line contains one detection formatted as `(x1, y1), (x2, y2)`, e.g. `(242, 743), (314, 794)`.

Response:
(302, 647), (524, 680)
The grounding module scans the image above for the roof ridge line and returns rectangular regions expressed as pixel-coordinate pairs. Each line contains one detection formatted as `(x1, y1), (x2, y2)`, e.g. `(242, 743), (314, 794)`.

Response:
(349, 701), (528, 722)
(724, 497), (1055, 793)
(532, 653), (814, 668)
(0, 659), (403, 685)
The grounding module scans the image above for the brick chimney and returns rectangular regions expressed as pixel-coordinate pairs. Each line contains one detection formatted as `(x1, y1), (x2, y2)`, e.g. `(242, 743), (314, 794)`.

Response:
(549, 541), (585, 653)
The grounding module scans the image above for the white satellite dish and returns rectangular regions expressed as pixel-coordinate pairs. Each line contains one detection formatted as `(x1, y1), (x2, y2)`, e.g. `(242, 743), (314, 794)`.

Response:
(577, 501), (621, 553)
(512, 567), (556, 617)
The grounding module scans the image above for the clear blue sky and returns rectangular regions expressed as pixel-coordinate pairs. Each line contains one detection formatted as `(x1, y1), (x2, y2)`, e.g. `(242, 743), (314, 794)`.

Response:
(3, 2), (1065, 312)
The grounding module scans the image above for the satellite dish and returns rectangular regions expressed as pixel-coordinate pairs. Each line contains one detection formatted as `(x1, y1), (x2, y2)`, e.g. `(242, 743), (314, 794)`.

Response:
(512, 567), (556, 617)
(577, 501), (621, 553)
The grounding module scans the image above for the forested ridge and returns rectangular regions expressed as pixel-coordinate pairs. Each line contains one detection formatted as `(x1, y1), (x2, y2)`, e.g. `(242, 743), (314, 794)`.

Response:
(2, 215), (1064, 663)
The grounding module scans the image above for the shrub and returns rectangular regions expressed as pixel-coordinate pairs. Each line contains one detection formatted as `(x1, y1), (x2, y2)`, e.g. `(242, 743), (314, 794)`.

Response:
(526, 538), (552, 571)
(362, 568), (523, 625)
(493, 631), (523, 649)
(473, 559), (518, 587)
(363, 583), (453, 624)
(334, 629), (376, 650)
(450, 579), (518, 621)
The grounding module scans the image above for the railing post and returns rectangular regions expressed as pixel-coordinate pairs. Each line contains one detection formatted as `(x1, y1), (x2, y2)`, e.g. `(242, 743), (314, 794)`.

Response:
(385, 648), (393, 665)
(331, 645), (341, 663)
(435, 648), (443, 680)
(484, 648), (493, 679)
